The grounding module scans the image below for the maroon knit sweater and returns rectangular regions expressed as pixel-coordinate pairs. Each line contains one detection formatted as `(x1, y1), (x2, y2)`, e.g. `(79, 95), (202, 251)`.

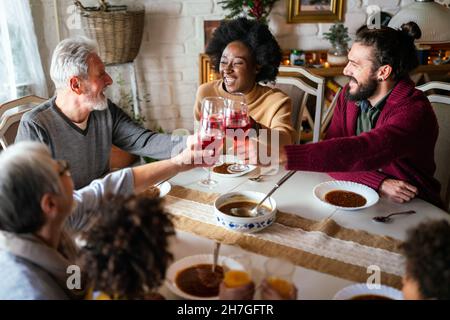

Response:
(285, 78), (442, 208)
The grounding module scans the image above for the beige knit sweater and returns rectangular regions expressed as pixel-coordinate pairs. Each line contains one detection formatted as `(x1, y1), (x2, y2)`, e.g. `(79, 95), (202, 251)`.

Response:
(193, 80), (297, 146)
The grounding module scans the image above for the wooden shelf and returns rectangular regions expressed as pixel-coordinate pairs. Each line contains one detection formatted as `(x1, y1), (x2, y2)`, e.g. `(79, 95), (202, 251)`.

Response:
(200, 53), (450, 84)
(300, 63), (450, 78)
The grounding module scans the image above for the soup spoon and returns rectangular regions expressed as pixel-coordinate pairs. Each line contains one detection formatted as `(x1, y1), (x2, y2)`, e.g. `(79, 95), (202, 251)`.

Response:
(248, 168), (277, 182)
(231, 171), (296, 217)
(212, 241), (221, 272)
(372, 210), (416, 223)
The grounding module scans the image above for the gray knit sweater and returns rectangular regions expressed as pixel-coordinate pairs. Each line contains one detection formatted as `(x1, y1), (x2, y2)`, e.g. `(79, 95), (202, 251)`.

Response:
(16, 97), (186, 188)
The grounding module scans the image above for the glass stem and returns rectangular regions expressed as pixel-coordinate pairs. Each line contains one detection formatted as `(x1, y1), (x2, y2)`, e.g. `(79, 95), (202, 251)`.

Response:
(207, 166), (212, 182)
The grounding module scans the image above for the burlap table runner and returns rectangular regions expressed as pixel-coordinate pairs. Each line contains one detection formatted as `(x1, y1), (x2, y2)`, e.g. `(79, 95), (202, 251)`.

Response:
(166, 185), (405, 288)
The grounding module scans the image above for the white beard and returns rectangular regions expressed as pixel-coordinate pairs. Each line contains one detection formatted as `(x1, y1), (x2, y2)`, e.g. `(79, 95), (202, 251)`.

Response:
(89, 95), (108, 111)
(84, 87), (109, 111)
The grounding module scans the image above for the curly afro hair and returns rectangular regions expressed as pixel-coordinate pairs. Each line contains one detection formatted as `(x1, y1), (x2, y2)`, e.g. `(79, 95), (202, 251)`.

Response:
(206, 17), (282, 83)
(79, 194), (175, 299)
(401, 219), (450, 299)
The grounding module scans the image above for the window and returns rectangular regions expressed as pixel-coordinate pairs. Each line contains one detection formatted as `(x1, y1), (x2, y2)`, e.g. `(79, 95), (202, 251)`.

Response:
(0, 0), (47, 103)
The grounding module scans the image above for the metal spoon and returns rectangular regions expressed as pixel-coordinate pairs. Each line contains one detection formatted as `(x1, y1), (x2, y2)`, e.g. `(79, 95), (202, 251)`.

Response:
(372, 210), (416, 223)
(248, 168), (277, 182)
(197, 242), (222, 288)
(212, 241), (221, 272)
(231, 170), (296, 217)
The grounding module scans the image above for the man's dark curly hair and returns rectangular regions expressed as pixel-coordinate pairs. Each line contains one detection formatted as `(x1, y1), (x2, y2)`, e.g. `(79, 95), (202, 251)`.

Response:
(355, 21), (421, 80)
(206, 17), (282, 83)
(401, 219), (450, 299)
(79, 194), (175, 299)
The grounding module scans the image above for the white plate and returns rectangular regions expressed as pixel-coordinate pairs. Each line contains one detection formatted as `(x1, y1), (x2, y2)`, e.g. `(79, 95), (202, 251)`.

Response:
(313, 180), (379, 210)
(165, 254), (244, 300)
(333, 283), (403, 300)
(211, 155), (256, 178)
(157, 181), (171, 197)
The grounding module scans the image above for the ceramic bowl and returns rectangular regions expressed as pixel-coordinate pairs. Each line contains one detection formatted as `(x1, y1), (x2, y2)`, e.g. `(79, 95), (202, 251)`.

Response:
(333, 283), (403, 300)
(214, 191), (277, 233)
(165, 254), (244, 300)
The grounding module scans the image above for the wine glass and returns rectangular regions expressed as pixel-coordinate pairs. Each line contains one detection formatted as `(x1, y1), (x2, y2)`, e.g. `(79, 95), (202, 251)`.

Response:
(224, 92), (251, 173)
(197, 97), (225, 187)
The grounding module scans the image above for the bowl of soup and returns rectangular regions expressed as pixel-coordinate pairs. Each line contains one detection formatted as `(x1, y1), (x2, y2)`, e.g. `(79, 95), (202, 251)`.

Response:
(165, 254), (245, 300)
(214, 191), (277, 233)
(333, 283), (403, 300)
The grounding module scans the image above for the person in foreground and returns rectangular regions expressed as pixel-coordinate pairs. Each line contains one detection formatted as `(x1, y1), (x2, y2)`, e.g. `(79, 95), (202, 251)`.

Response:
(16, 36), (190, 189)
(282, 22), (442, 207)
(0, 141), (214, 299)
(80, 194), (173, 300)
(194, 17), (296, 147)
(401, 219), (450, 300)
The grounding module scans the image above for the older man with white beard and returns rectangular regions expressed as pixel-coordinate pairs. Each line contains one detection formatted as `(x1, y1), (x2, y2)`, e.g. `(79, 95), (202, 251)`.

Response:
(16, 37), (189, 189)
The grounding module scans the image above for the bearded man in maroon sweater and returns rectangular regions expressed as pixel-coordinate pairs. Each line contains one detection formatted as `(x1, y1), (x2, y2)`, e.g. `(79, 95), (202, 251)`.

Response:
(283, 22), (442, 208)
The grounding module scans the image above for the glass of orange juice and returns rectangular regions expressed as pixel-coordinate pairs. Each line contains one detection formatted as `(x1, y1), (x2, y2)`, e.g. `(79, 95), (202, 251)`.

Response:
(263, 257), (296, 299)
(220, 254), (255, 300)
(222, 255), (253, 288)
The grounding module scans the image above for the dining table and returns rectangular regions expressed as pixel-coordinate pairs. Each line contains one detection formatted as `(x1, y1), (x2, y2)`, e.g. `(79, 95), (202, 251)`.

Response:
(159, 165), (450, 300)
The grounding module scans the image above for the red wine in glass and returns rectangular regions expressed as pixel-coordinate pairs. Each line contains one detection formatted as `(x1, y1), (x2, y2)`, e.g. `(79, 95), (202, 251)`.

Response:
(200, 135), (218, 156)
(225, 110), (252, 142)
(224, 93), (250, 173)
(198, 96), (226, 187)
(200, 115), (224, 156)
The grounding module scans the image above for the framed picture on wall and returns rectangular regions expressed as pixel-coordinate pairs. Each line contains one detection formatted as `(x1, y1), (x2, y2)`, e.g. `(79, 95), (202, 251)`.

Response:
(204, 20), (221, 49)
(287, 0), (345, 23)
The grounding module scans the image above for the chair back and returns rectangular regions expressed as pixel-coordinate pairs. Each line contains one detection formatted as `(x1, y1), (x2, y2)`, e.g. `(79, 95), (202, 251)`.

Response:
(417, 81), (450, 212)
(275, 66), (325, 143)
(0, 95), (46, 150)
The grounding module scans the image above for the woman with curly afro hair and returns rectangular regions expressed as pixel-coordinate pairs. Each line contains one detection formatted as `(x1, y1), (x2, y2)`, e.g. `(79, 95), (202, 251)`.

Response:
(194, 18), (296, 147)
(401, 219), (450, 300)
(79, 194), (175, 300)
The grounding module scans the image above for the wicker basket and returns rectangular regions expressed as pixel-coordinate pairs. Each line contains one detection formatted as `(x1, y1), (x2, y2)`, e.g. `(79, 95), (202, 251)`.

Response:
(75, 1), (145, 65)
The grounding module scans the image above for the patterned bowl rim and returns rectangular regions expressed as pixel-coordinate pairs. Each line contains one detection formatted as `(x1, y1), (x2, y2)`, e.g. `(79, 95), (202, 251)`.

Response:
(214, 191), (277, 223)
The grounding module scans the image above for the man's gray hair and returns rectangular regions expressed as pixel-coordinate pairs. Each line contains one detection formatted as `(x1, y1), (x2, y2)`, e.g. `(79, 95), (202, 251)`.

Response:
(50, 36), (98, 90)
(0, 142), (62, 233)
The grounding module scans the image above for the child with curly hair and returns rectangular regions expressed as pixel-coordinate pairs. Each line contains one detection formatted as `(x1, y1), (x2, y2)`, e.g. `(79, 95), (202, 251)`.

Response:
(401, 219), (450, 300)
(79, 194), (175, 300)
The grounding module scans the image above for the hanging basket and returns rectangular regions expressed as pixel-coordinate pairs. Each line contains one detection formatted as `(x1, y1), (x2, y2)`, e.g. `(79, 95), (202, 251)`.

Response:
(74, 1), (145, 65)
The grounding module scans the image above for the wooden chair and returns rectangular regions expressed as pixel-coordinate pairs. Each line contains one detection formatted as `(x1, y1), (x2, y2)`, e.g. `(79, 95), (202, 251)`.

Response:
(0, 95), (46, 150)
(417, 81), (450, 212)
(320, 87), (342, 138)
(275, 66), (325, 143)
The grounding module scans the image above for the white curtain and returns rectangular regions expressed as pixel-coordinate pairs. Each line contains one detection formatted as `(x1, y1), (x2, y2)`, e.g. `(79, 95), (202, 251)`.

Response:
(0, 0), (48, 103)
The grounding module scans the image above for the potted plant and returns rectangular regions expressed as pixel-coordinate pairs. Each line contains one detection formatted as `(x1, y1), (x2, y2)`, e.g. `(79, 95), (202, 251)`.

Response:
(323, 23), (351, 66)
(218, 0), (280, 24)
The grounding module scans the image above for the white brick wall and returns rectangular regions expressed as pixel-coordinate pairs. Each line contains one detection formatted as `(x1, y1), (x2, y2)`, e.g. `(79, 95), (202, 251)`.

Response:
(31, 0), (409, 133)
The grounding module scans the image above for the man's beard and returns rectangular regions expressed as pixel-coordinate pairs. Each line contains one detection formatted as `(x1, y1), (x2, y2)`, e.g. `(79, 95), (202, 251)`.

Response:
(84, 87), (108, 111)
(345, 76), (379, 101)
(88, 94), (108, 111)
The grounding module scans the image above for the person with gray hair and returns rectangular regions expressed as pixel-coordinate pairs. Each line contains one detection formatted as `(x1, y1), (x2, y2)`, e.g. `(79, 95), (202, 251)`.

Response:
(16, 36), (191, 189)
(0, 140), (214, 299)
